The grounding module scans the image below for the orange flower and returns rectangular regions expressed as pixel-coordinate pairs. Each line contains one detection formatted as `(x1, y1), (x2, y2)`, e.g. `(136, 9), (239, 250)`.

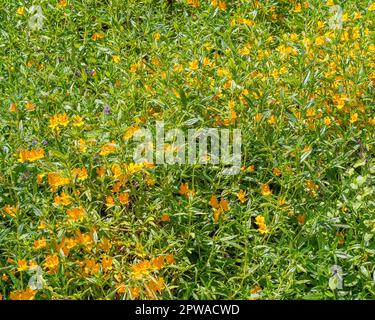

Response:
(237, 189), (247, 203)
(130, 287), (140, 299)
(187, 0), (200, 8)
(18, 148), (45, 162)
(71, 167), (88, 181)
(250, 285), (263, 295)
(9, 103), (17, 112)
(25, 101), (36, 111)
(4, 205), (17, 217)
(92, 32), (105, 41)
(209, 195), (219, 209)
(96, 166), (105, 177)
(100, 141), (117, 156)
(131, 260), (152, 279)
(218, 1), (227, 11)
(297, 214), (306, 225)
(255, 215), (269, 234)
(179, 182), (189, 195)
(48, 172), (70, 190)
(34, 237), (47, 250)
(44, 254), (59, 273)
(102, 256), (113, 272)
(189, 59), (199, 70)
(36, 173), (45, 184)
(66, 207), (85, 221)
(100, 238), (112, 252)
(17, 259), (28, 272)
(212, 197), (230, 222)
(161, 213), (170, 222)
(273, 167), (282, 177)
(152, 256), (165, 270)
(54, 192), (72, 206)
(145, 277), (165, 297)
(261, 184), (272, 196)
(10, 288), (36, 300)
(165, 254), (175, 264)
(106, 196), (115, 207)
(72, 115), (84, 127)
(118, 192), (129, 204)
(112, 181), (122, 193)
(57, 0), (68, 8)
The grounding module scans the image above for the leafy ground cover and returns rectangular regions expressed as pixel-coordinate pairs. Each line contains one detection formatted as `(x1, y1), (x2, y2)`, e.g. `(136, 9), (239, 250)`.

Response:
(0, 0), (374, 299)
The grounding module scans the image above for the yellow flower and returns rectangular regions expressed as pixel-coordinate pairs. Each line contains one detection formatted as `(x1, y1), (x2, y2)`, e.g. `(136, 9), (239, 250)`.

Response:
(173, 64), (184, 72)
(315, 36), (326, 46)
(267, 114), (277, 125)
(16, 7), (25, 15)
(49, 115), (59, 130)
(218, 1), (227, 11)
(189, 59), (199, 71)
(324, 116), (332, 126)
(58, 113), (69, 126)
(72, 115), (84, 127)
(350, 113), (358, 123)
(123, 125), (140, 140)
(112, 55), (121, 63)
(58, 0), (68, 8)
(202, 57), (212, 67)
(293, 4), (302, 13)
(255, 215), (269, 234)
(92, 32), (105, 41)
(154, 32), (161, 41)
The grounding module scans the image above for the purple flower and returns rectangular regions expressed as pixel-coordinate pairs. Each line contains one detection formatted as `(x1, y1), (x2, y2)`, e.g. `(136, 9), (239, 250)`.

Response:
(42, 140), (48, 145)
(31, 139), (38, 146)
(103, 105), (111, 115)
